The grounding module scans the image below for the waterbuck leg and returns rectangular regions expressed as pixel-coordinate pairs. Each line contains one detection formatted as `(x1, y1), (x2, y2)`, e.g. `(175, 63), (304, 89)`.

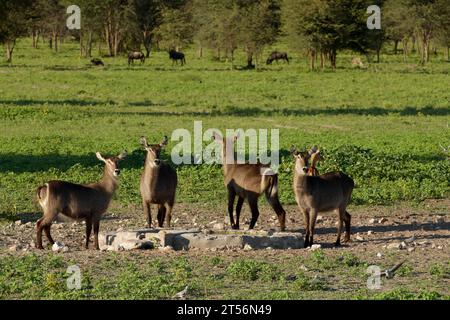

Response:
(343, 211), (352, 243)
(267, 194), (286, 232)
(309, 209), (318, 246)
(235, 197), (244, 230)
(157, 204), (166, 228)
(248, 196), (260, 230)
(301, 208), (310, 248)
(93, 219), (100, 250)
(44, 224), (55, 246)
(227, 188), (237, 229)
(36, 214), (54, 249)
(335, 208), (344, 246)
(165, 203), (174, 228)
(143, 200), (152, 228)
(85, 216), (92, 249)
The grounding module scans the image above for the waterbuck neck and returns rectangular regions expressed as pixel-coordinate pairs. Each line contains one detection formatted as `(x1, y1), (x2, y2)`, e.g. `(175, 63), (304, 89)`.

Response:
(99, 165), (119, 194)
(144, 152), (161, 174)
(294, 162), (308, 186)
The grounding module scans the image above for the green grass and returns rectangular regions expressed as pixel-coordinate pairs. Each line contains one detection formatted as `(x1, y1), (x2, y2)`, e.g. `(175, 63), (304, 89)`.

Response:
(0, 38), (449, 219)
(1, 251), (448, 300)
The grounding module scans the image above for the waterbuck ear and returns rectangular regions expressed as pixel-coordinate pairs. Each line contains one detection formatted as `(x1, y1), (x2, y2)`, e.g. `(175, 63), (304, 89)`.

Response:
(140, 136), (149, 148)
(118, 151), (128, 160)
(290, 145), (299, 156)
(212, 131), (223, 142)
(160, 136), (168, 147)
(96, 152), (106, 163)
(308, 145), (319, 156)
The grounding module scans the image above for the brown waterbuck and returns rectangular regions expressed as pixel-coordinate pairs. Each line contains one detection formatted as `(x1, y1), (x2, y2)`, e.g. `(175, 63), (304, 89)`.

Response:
(213, 132), (286, 231)
(36, 151), (127, 250)
(140, 136), (177, 228)
(307, 146), (321, 176)
(291, 146), (354, 248)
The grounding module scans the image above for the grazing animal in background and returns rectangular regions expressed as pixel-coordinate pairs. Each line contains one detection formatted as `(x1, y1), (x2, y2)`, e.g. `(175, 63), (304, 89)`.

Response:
(140, 136), (178, 228)
(266, 51), (289, 65)
(307, 146), (321, 176)
(36, 151), (127, 250)
(91, 58), (104, 66)
(169, 49), (186, 66)
(291, 146), (354, 248)
(213, 132), (286, 231)
(351, 57), (364, 68)
(128, 51), (145, 65)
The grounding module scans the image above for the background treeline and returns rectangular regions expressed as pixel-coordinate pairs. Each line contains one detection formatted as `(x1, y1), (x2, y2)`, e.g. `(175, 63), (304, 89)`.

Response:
(1, 0), (449, 68)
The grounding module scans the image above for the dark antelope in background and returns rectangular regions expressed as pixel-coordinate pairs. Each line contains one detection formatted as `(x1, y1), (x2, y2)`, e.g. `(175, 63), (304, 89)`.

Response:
(291, 146), (354, 248)
(266, 51), (289, 65)
(169, 49), (186, 66)
(140, 136), (177, 228)
(36, 151), (127, 250)
(213, 132), (286, 231)
(128, 51), (145, 65)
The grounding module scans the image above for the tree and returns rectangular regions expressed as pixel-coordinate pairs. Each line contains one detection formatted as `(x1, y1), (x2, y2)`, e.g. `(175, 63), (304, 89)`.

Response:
(239, 0), (281, 69)
(132, 0), (162, 57)
(156, 0), (193, 50)
(384, 0), (415, 61)
(0, 0), (32, 63)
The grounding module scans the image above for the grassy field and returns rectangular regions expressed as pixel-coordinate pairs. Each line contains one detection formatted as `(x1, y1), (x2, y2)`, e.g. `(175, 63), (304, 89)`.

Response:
(0, 39), (449, 219)
(0, 39), (449, 300)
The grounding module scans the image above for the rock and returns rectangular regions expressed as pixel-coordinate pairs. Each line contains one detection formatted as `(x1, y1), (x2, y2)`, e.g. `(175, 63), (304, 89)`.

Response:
(407, 247), (415, 253)
(431, 243), (436, 249)
(367, 230), (374, 235)
(243, 244), (253, 251)
(435, 217), (445, 224)
(316, 215), (324, 223)
(14, 220), (22, 226)
(376, 252), (382, 258)
(266, 247), (273, 250)
(379, 218), (388, 224)
(387, 242), (402, 250)
(369, 218), (377, 224)
(213, 223), (224, 230)
(404, 236), (416, 243)
(437, 246), (443, 250)
(399, 242), (407, 249)
(51, 241), (66, 252)
(300, 265), (308, 271)
(9, 245), (20, 251)
(24, 222), (33, 228)
(309, 244), (322, 251)
(356, 234), (364, 241)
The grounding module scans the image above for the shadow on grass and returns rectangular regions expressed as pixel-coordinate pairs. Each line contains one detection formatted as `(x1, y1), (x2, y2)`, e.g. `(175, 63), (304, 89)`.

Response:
(97, 105), (450, 117)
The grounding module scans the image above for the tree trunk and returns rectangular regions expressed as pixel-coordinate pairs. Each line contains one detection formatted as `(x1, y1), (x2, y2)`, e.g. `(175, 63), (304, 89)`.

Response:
(309, 49), (316, 71)
(230, 50), (234, 70)
(246, 50), (254, 69)
(320, 51), (326, 70)
(5, 40), (15, 63)
(198, 46), (203, 58)
(330, 49), (337, 70)
(394, 40), (398, 54)
(402, 39), (409, 62)
(446, 46), (449, 62)
(49, 37), (53, 49)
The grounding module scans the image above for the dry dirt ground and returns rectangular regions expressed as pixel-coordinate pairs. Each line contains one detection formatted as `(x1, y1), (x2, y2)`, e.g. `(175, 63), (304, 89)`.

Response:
(1, 199), (449, 299)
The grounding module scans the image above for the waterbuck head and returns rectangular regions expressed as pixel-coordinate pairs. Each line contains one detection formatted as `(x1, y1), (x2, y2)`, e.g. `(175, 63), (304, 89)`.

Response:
(212, 131), (240, 165)
(96, 151), (127, 177)
(291, 146), (311, 175)
(140, 136), (168, 167)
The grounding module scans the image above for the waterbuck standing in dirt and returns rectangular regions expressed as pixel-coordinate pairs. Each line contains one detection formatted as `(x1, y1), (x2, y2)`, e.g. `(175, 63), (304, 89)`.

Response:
(36, 151), (127, 250)
(291, 146), (354, 248)
(140, 136), (177, 228)
(213, 132), (286, 231)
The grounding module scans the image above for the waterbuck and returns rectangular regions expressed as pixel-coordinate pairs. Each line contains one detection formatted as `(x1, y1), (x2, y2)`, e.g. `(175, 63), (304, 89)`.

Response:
(307, 147), (321, 176)
(291, 146), (354, 247)
(213, 132), (286, 231)
(140, 136), (177, 228)
(128, 51), (145, 65)
(36, 151), (127, 250)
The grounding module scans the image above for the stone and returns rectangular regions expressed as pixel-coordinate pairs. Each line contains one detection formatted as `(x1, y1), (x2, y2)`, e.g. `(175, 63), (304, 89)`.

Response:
(404, 236), (416, 243)
(14, 220), (22, 226)
(435, 217), (445, 224)
(376, 252), (382, 258)
(213, 223), (224, 230)
(9, 245), (20, 251)
(400, 242), (407, 249)
(379, 218), (388, 224)
(407, 247), (415, 253)
(369, 218), (376, 224)
(309, 244), (322, 251)
(52, 241), (65, 252)
(356, 234), (364, 241)
(243, 244), (253, 251)
(367, 230), (374, 235)
(387, 242), (401, 250)
(316, 215), (324, 223)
